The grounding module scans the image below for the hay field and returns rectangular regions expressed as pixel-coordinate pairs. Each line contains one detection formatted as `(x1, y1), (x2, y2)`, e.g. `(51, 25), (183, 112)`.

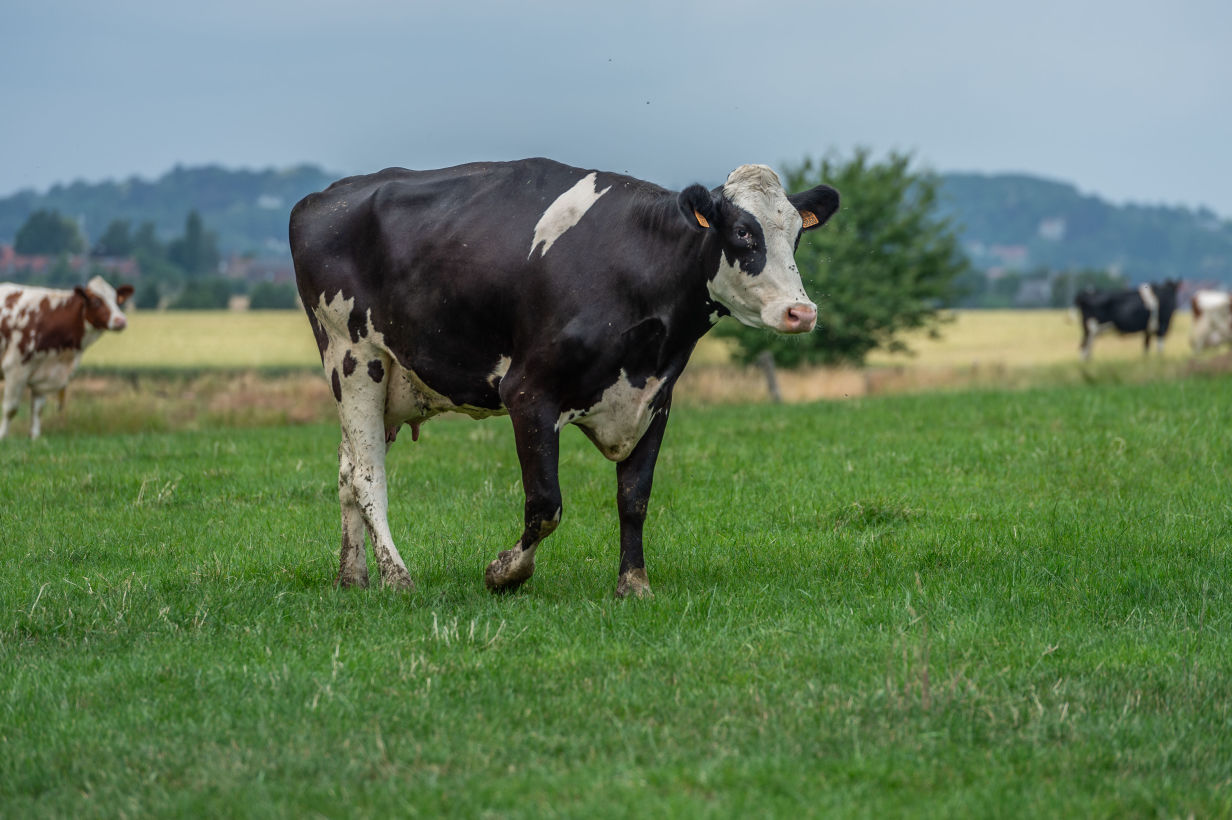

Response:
(867, 308), (1197, 368)
(66, 307), (1218, 419)
(89, 308), (1199, 372)
(84, 310), (320, 370)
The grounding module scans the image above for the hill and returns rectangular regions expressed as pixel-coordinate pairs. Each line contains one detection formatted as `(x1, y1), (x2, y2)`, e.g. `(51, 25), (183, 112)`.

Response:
(2, 164), (1232, 284)
(0, 164), (339, 260)
(938, 172), (1232, 285)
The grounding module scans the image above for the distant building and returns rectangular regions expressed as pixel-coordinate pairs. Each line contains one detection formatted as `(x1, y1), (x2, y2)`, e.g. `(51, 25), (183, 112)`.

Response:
(0, 245), (140, 280)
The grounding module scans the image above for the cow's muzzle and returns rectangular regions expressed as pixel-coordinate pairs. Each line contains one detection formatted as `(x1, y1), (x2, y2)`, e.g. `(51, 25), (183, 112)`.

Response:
(778, 302), (817, 334)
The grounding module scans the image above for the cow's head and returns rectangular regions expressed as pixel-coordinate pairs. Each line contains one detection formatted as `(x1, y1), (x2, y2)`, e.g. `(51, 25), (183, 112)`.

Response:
(679, 165), (839, 333)
(76, 276), (134, 331)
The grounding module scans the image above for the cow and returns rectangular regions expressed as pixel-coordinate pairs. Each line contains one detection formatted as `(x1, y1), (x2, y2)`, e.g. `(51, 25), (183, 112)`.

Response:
(290, 158), (839, 598)
(1073, 280), (1179, 361)
(0, 275), (133, 439)
(1189, 289), (1232, 353)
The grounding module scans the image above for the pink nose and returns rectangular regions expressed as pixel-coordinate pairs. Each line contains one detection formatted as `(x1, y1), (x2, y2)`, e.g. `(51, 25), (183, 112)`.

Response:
(111, 315), (127, 331)
(781, 303), (817, 333)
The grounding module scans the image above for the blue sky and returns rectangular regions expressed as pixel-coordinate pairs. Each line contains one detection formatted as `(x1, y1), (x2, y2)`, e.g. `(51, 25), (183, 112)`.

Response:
(4, 0), (1230, 214)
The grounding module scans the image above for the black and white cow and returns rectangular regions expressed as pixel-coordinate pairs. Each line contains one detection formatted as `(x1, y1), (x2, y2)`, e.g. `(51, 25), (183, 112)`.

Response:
(1074, 280), (1179, 360)
(290, 158), (839, 597)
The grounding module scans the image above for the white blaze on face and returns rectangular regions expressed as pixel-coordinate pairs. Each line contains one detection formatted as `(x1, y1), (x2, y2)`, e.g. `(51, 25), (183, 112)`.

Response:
(86, 276), (128, 330)
(706, 165), (815, 332)
(529, 172), (611, 258)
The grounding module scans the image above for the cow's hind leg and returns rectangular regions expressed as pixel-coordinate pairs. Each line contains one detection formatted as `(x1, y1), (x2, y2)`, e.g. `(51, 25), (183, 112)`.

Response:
(334, 354), (414, 591)
(336, 441), (370, 588)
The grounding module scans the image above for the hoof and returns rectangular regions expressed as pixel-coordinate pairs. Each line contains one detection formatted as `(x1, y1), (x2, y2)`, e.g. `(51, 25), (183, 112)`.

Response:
(485, 546), (535, 593)
(615, 568), (653, 599)
(335, 569), (370, 589)
(379, 565), (415, 592)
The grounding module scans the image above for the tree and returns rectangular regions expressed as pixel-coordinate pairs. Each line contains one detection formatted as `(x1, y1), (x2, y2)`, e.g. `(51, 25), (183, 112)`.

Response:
(248, 281), (300, 309)
(14, 209), (85, 255)
(167, 276), (235, 310)
(93, 219), (134, 257)
(719, 149), (972, 367)
(1049, 268), (1128, 308)
(167, 210), (220, 277)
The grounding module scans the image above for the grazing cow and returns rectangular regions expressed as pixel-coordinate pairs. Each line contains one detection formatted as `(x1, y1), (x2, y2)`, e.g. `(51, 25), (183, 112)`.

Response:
(1073, 280), (1179, 360)
(291, 158), (839, 597)
(1189, 289), (1232, 353)
(0, 276), (133, 439)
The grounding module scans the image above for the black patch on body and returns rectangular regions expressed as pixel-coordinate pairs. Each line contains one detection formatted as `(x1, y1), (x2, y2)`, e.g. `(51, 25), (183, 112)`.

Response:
(347, 307), (368, 343)
(342, 350), (357, 376)
(368, 359), (385, 383)
(331, 369), (342, 401)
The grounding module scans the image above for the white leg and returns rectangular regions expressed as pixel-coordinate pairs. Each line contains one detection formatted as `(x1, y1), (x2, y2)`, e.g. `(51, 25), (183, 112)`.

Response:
(0, 371), (24, 439)
(334, 355), (413, 590)
(336, 441), (371, 588)
(29, 394), (47, 440)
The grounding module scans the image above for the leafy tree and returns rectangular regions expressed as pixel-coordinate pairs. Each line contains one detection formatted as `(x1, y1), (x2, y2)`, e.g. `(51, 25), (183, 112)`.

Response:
(167, 276), (234, 310)
(248, 281), (300, 309)
(167, 210), (220, 277)
(720, 149), (972, 367)
(1049, 268), (1128, 307)
(14, 209), (85, 255)
(93, 220), (134, 257)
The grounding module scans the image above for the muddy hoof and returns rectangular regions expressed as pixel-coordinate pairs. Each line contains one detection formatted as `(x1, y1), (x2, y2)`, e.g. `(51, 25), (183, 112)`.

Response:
(615, 568), (653, 599)
(379, 567), (415, 592)
(335, 569), (370, 589)
(485, 547), (535, 592)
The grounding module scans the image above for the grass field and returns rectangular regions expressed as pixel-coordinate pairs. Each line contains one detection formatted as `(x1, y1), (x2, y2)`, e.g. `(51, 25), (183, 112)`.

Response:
(3, 377), (1230, 816)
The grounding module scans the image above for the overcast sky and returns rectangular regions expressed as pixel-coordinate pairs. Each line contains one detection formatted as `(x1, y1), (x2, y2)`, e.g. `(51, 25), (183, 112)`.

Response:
(4, 0), (1229, 215)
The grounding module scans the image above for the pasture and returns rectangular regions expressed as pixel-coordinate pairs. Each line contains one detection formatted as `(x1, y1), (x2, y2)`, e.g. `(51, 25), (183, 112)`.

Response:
(3, 373), (1230, 816)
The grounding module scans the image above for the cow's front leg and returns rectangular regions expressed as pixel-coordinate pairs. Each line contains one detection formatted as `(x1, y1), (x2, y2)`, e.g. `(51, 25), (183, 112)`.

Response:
(485, 396), (561, 593)
(614, 397), (671, 599)
(0, 370), (24, 439)
(29, 393), (49, 440)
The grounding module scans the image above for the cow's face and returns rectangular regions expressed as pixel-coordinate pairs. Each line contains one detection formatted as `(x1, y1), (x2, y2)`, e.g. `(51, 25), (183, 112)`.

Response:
(681, 165), (839, 333)
(77, 276), (132, 331)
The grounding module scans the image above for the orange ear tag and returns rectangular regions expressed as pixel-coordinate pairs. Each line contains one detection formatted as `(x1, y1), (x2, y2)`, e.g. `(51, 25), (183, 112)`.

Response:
(800, 210), (819, 229)
(693, 210), (710, 228)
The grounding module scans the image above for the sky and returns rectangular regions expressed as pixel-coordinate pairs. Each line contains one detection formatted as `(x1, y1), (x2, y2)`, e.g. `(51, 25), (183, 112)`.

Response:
(3, 0), (1230, 215)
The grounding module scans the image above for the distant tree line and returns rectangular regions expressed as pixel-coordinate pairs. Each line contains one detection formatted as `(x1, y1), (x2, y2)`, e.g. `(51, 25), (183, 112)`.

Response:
(952, 267), (1129, 309)
(8, 208), (300, 309)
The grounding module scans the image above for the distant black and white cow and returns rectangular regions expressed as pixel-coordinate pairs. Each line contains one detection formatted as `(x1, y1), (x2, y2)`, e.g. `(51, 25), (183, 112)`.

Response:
(1073, 280), (1179, 360)
(1189, 289), (1232, 353)
(290, 158), (839, 597)
(0, 276), (133, 439)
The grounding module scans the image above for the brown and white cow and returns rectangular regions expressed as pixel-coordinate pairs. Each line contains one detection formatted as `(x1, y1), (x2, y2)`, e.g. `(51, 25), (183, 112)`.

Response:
(0, 275), (133, 439)
(1190, 290), (1232, 353)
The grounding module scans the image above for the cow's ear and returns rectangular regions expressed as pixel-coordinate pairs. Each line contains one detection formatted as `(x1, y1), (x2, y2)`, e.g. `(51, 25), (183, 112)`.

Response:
(73, 286), (88, 301)
(677, 184), (719, 232)
(789, 184), (840, 231)
(116, 285), (134, 305)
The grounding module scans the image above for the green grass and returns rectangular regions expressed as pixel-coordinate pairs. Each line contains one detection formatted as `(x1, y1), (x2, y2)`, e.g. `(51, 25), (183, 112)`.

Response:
(2, 378), (1231, 817)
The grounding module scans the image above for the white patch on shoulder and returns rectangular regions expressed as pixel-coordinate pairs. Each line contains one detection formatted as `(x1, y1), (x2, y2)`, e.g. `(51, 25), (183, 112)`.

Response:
(529, 172), (611, 258)
(563, 369), (664, 462)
